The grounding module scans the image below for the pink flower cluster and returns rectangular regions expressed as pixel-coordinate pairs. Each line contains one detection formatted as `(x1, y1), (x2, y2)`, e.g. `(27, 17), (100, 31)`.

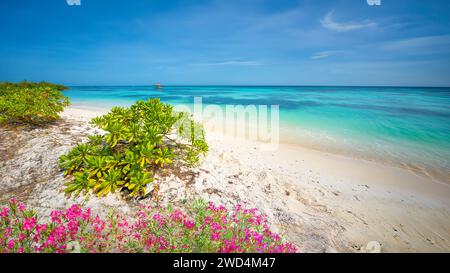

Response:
(0, 199), (298, 253)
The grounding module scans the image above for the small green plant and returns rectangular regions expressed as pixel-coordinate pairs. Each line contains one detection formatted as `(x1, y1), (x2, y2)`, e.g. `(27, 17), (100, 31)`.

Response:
(0, 81), (69, 125)
(59, 98), (208, 199)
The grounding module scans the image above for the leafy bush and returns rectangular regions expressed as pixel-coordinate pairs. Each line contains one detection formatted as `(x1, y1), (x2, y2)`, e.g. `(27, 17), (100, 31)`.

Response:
(0, 80), (68, 93)
(59, 98), (208, 198)
(0, 199), (297, 253)
(0, 81), (69, 125)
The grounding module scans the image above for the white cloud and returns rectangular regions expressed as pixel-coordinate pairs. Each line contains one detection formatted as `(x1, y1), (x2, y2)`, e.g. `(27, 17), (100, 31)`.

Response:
(321, 11), (376, 32)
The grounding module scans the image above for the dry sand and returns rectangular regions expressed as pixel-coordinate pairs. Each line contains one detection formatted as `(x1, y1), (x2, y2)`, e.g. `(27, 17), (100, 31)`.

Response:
(1, 106), (449, 252)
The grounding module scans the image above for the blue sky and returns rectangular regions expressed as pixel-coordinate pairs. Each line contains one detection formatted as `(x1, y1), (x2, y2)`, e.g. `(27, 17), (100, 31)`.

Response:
(1, 0), (449, 86)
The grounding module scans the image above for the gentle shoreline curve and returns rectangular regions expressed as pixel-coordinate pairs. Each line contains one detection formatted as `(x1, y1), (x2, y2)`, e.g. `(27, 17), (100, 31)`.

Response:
(203, 118), (450, 186)
(1, 106), (449, 252)
(62, 106), (450, 251)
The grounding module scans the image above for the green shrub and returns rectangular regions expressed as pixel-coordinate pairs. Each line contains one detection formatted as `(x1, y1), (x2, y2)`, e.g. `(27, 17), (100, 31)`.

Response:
(0, 80), (68, 92)
(0, 81), (69, 125)
(59, 98), (208, 198)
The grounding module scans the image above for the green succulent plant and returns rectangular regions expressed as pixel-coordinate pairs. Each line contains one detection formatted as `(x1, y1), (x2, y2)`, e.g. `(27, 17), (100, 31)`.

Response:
(85, 155), (110, 179)
(60, 98), (208, 198)
(64, 171), (97, 196)
(120, 149), (141, 174)
(58, 143), (91, 175)
(154, 146), (174, 167)
(94, 169), (126, 197)
(136, 142), (156, 168)
(125, 171), (153, 197)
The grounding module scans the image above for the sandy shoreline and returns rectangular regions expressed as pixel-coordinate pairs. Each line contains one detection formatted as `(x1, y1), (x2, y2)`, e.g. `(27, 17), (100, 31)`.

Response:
(1, 106), (449, 252)
(63, 106), (450, 252)
(66, 106), (450, 200)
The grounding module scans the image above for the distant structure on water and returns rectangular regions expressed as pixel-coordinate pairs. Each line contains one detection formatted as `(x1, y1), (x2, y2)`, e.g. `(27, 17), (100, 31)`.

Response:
(154, 83), (163, 90)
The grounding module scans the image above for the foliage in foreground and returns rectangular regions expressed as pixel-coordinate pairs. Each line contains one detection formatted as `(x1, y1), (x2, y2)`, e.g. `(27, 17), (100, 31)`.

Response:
(0, 81), (69, 125)
(59, 98), (208, 198)
(0, 199), (297, 253)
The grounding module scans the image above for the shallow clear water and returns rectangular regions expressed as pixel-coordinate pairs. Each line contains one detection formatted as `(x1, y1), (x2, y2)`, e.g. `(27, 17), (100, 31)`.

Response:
(64, 86), (450, 182)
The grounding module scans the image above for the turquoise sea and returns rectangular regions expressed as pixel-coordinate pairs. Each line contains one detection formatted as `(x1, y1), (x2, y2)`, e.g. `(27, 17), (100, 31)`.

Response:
(64, 86), (450, 182)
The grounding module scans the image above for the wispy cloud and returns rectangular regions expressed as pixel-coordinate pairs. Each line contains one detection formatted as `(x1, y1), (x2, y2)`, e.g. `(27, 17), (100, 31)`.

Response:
(311, 51), (333, 60)
(191, 59), (262, 66)
(311, 50), (348, 60)
(321, 11), (376, 32)
(382, 35), (450, 53)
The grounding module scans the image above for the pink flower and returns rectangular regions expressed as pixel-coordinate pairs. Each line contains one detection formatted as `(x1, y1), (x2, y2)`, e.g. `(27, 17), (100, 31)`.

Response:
(0, 207), (9, 218)
(82, 208), (91, 221)
(68, 220), (79, 234)
(53, 226), (67, 241)
(208, 202), (218, 212)
(221, 239), (238, 253)
(22, 217), (37, 231)
(50, 211), (63, 223)
(169, 211), (185, 222)
(145, 238), (154, 249)
(183, 220), (195, 229)
(18, 234), (26, 241)
(253, 233), (264, 244)
(218, 205), (227, 212)
(152, 213), (165, 225)
(7, 239), (15, 249)
(45, 235), (55, 246)
(118, 219), (129, 230)
(205, 216), (213, 225)
(211, 232), (220, 241)
(18, 203), (26, 212)
(36, 224), (47, 234)
(93, 216), (105, 233)
(220, 216), (228, 225)
(5, 227), (12, 237)
(0, 201), (297, 253)
(65, 204), (83, 221)
(211, 222), (221, 231)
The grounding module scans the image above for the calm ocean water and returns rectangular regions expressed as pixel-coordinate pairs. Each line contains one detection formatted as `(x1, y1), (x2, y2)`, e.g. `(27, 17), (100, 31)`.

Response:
(64, 86), (450, 182)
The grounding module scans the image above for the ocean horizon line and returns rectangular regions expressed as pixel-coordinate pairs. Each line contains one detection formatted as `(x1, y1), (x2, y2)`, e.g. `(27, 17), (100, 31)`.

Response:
(65, 84), (450, 89)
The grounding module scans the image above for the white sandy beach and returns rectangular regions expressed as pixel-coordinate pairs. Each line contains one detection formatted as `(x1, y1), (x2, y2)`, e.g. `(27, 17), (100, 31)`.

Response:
(1, 106), (449, 252)
(61, 106), (450, 252)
